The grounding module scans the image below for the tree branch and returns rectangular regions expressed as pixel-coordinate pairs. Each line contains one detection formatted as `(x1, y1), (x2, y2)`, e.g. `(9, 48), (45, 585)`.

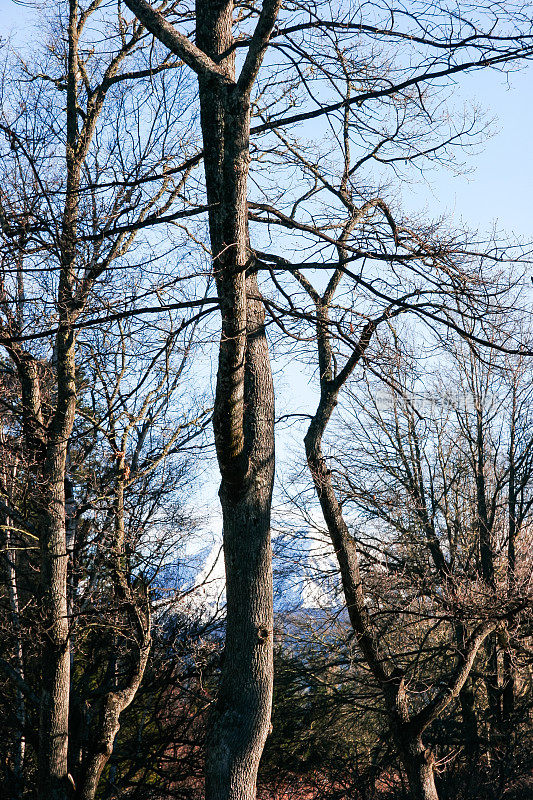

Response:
(123, 0), (232, 82)
(410, 620), (496, 736)
(237, 0), (282, 97)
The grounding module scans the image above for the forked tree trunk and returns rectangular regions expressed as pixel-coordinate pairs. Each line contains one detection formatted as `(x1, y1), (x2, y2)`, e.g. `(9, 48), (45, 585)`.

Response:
(193, 5), (277, 798)
(118, 0), (279, 794)
(398, 737), (439, 800)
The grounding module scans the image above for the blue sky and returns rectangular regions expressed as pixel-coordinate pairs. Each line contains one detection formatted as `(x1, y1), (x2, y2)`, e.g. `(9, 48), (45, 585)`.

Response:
(2, 0), (531, 241)
(2, 0), (531, 602)
(407, 66), (533, 240)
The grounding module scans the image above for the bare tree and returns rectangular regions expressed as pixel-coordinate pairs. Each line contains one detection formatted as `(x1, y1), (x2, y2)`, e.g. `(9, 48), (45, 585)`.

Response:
(0, 3), (206, 797)
(3, 0), (533, 797)
(116, 1), (533, 796)
(282, 296), (531, 800)
(121, 3), (282, 797)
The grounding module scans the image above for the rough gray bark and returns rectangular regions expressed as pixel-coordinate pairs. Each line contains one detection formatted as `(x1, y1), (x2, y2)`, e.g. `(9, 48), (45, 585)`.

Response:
(37, 331), (76, 800)
(38, 443), (72, 800)
(121, 2), (281, 796)
(195, 5), (277, 795)
(34, 4), (83, 794)
(206, 268), (275, 800)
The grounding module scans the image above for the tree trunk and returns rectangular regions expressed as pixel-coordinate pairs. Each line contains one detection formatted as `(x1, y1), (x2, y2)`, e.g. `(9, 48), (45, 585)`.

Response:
(474, 407), (501, 732)
(503, 431), (517, 722)
(193, 4), (276, 797)
(459, 679), (480, 759)
(398, 736), (439, 800)
(305, 408), (441, 800)
(454, 623), (480, 760)
(206, 268), (275, 800)
(75, 639), (150, 800)
(39, 334), (76, 800)
(38, 498), (71, 800)
(38, 1), (83, 792)
(2, 521), (26, 799)
(2, 349), (72, 800)
(115, 2), (280, 795)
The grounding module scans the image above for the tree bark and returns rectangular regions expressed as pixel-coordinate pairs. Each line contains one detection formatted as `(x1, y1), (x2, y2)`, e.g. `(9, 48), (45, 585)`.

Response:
(39, 331), (76, 800)
(397, 737), (439, 800)
(121, 3), (279, 795)
(206, 266), (275, 800)
(193, 5), (277, 798)
(38, 2), (80, 794)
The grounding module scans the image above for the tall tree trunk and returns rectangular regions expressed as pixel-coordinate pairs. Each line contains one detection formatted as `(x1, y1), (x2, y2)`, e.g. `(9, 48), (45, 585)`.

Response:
(39, 2), (81, 792)
(39, 332), (76, 800)
(193, 5), (276, 798)
(117, 2), (281, 794)
(474, 407), (501, 731)
(502, 418), (517, 721)
(206, 268), (275, 800)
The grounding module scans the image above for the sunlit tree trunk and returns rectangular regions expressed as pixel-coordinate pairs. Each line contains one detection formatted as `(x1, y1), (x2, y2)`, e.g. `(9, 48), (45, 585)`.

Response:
(122, 2), (280, 796)
(195, 6), (275, 797)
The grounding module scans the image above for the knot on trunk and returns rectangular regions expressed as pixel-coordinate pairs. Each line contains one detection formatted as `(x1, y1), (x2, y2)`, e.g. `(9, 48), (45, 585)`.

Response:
(256, 626), (270, 643)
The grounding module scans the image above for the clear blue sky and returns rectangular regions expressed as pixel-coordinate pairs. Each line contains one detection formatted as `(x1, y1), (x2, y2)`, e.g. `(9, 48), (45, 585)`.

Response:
(2, 0), (531, 242)
(407, 66), (533, 240)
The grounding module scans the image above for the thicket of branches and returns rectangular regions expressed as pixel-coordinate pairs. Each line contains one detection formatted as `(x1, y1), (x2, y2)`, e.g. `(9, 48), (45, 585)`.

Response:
(0, 1), (532, 800)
